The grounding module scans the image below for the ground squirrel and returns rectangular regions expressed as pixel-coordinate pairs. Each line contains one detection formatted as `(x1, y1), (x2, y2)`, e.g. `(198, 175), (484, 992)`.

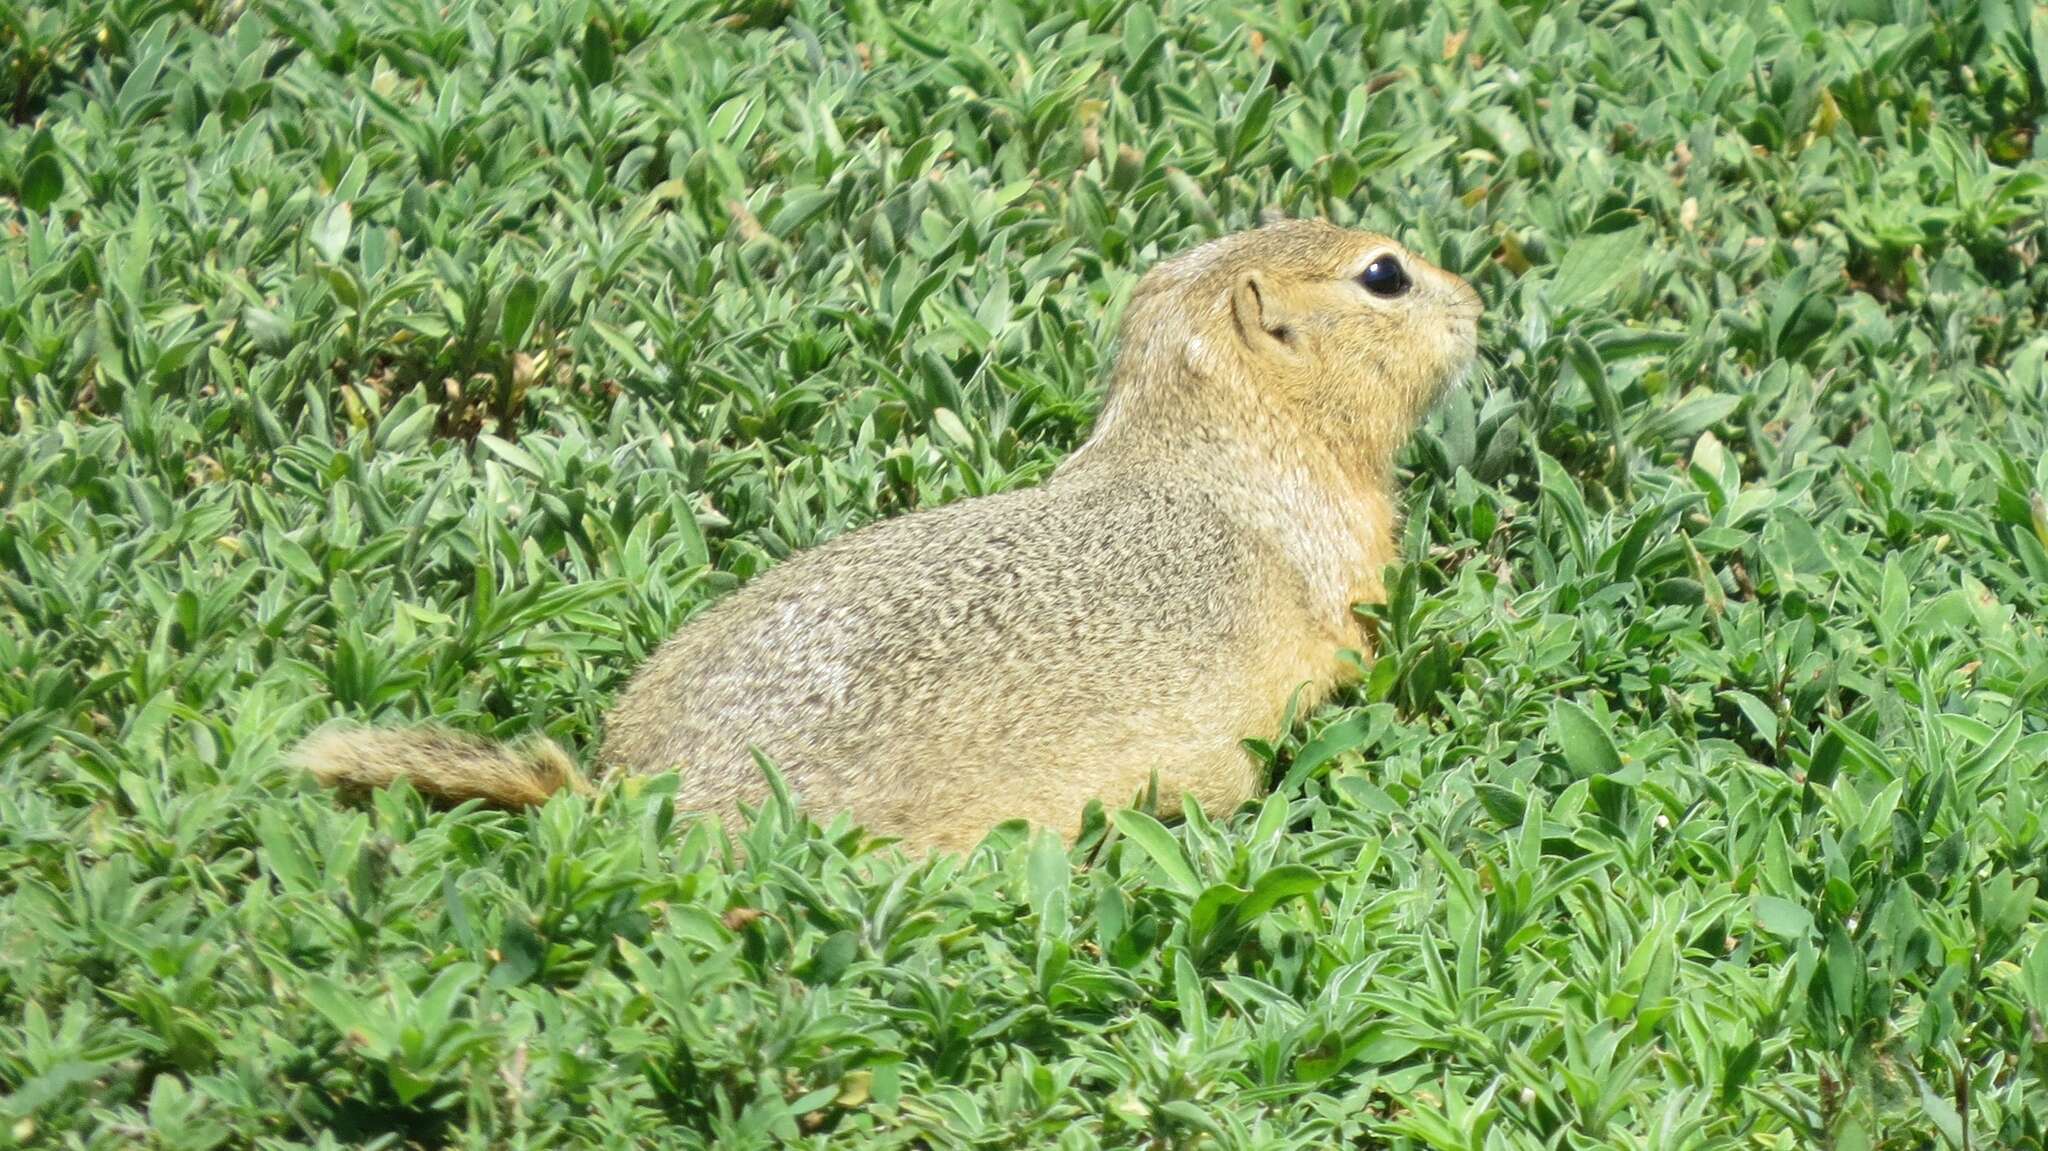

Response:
(293, 217), (1483, 854)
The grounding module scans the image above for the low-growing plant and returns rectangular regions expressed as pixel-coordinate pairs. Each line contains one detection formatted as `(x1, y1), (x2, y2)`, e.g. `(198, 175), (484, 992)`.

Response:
(4, 0), (2047, 1147)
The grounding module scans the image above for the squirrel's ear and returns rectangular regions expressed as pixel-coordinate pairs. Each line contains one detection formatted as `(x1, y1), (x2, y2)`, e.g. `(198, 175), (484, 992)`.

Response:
(1259, 205), (1289, 226)
(1231, 270), (1300, 357)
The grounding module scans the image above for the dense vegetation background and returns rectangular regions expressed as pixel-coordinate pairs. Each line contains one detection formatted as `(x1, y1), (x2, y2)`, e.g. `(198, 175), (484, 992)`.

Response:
(4, 0), (2048, 1146)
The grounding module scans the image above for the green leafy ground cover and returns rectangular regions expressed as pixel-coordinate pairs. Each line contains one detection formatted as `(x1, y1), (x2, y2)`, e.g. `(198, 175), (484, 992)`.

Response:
(5, 0), (2048, 1146)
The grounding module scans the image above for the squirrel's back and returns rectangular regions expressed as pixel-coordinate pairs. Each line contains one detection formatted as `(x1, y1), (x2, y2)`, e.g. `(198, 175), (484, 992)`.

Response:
(599, 458), (1330, 851)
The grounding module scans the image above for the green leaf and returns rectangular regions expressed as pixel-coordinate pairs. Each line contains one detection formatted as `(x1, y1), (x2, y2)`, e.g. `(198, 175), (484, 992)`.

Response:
(1279, 712), (1373, 793)
(770, 187), (839, 238)
(300, 975), (387, 1058)
(500, 275), (540, 349)
(1917, 1076), (1965, 1148)
(20, 152), (64, 212)
(1173, 950), (1208, 1042)
(492, 920), (544, 985)
(1112, 809), (1201, 897)
(1156, 1100), (1226, 1139)
(243, 305), (294, 353)
(1641, 390), (1741, 445)
(387, 1064), (435, 1106)
(1722, 690), (1779, 747)
(256, 809), (316, 894)
(1026, 829), (1069, 920)
(1754, 895), (1813, 939)
(309, 201), (352, 263)
(802, 930), (859, 985)
(1236, 865), (1322, 922)
(2021, 932), (2048, 1011)
(1188, 883), (1247, 945)
(586, 318), (667, 384)
(262, 526), (324, 586)
(1721, 1037), (1762, 1100)
(930, 406), (973, 447)
(1546, 225), (1645, 311)
(889, 260), (959, 347)
(1474, 783), (1527, 826)
(477, 432), (544, 478)
(1551, 699), (1622, 778)
(581, 23), (615, 84)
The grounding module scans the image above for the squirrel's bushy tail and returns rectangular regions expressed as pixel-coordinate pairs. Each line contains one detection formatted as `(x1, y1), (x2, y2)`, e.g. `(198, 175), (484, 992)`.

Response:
(290, 723), (590, 808)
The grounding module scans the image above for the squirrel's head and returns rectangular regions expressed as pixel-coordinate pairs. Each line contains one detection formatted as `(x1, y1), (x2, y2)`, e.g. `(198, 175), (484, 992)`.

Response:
(1106, 217), (1483, 482)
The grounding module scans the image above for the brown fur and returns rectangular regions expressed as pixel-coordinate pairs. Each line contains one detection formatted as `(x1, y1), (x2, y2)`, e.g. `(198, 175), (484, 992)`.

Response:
(291, 218), (1482, 854)
(290, 724), (587, 807)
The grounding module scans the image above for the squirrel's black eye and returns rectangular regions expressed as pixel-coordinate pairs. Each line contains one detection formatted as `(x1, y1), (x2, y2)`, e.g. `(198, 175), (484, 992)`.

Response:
(1358, 255), (1411, 298)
